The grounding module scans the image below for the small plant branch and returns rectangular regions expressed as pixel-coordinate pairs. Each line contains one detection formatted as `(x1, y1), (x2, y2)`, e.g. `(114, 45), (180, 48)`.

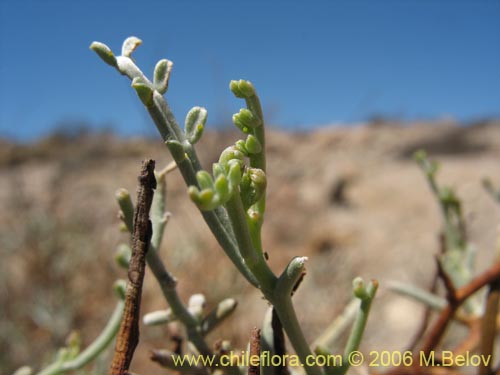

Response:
(91, 39), (260, 291)
(225, 192), (276, 294)
(312, 298), (359, 352)
(35, 283), (126, 375)
(387, 281), (447, 311)
(330, 278), (378, 375)
(421, 260), (500, 355)
(482, 178), (500, 203)
(109, 159), (156, 375)
(272, 257), (322, 375)
(119, 168), (233, 360)
(92, 37), (382, 375)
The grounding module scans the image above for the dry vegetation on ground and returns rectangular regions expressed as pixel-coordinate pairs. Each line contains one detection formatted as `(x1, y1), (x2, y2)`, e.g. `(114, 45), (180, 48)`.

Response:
(1, 120), (500, 373)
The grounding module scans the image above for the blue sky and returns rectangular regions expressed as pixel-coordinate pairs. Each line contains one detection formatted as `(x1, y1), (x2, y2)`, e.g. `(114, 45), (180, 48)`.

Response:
(1, 1), (499, 141)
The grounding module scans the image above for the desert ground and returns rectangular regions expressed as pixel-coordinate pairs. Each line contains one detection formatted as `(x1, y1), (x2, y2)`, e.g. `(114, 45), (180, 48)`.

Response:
(2, 120), (500, 374)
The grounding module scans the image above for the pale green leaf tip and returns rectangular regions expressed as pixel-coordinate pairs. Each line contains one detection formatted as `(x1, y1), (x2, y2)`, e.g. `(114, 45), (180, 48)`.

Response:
(113, 279), (127, 300)
(143, 309), (175, 326)
(90, 41), (117, 68)
(185, 106), (207, 144)
(131, 77), (154, 106)
(115, 244), (131, 269)
(122, 36), (142, 57)
(154, 59), (173, 94)
(115, 188), (131, 202)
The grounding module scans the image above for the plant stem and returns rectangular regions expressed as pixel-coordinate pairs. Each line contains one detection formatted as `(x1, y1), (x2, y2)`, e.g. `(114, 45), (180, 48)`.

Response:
(273, 258), (322, 375)
(36, 300), (125, 375)
(225, 192), (277, 294)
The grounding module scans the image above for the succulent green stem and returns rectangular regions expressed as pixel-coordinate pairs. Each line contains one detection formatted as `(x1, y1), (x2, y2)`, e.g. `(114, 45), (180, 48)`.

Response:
(312, 298), (359, 351)
(271, 257), (322, 375)
(225, 192), (277, 294)
(330, 279), (378, 375)
(388, 280), (447, 311)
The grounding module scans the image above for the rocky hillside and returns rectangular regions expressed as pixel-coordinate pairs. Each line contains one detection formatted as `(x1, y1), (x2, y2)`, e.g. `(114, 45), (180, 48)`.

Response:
(2, 120), (500, 373)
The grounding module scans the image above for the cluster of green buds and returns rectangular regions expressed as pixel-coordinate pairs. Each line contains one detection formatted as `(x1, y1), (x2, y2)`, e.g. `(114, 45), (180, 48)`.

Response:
(188, 80), (267, 213)
(188, 138), (266, 211)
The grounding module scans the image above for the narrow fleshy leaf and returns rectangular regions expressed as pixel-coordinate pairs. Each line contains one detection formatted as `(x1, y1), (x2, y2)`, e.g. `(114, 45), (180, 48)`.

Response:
(188, 294), (206, 320)
(115, 244), (132, 269)
(166, 140), (186, 163)
(185, 107), (207, 144)
(143, 309), (176, 326)
(89, 42), (117, 67)
(132, 77), (154, 106)
(154, 59), (173, 94)
(122, 36), (142, 57)
(115, 188), (134, 233)
(113, 280), (127, 300)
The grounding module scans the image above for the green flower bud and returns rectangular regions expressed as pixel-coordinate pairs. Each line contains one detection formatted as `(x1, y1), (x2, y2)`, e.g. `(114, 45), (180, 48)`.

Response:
(89, 42), (117, 68)
(353, 277), (369, 300)
(185, 106), (207, 144)
(240, 168), (267, 208)
(199, 189), (214, 203)
(188, 186), (201, 203)
(235, 140), (247, 154)
(219, 146), (245, 166)
(215, 174), (230, 202)
(232, 113), (251, 134)
(121, 36), (142, 57)
(154, 59), (173, 94)
(132, 77), (154, 106)
(213, 163), (225, 178)
(242, 108), (261, 127)
(230, 79), (256, 98)
(196, 170), (214, 190)
(245, 134), (262, 154)
(227, 161), (242, 189)
(189, 186), (217, 211)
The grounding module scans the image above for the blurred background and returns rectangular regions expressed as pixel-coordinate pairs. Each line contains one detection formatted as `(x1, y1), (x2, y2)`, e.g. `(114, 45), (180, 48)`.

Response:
(1, 1), (500, 374)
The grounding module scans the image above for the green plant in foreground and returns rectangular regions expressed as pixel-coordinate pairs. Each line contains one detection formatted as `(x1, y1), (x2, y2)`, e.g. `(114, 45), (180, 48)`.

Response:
(88, 36), (378, 375)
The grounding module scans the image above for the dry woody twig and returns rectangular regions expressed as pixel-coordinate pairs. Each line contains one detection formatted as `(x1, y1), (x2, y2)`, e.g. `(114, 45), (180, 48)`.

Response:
(109, 159), (156, 375)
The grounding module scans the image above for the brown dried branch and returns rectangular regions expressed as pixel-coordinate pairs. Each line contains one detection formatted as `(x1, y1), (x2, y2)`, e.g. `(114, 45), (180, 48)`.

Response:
(109, 159), (156, 375)
(249, 327), (261, 375)
(421, 261), (500, 355)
